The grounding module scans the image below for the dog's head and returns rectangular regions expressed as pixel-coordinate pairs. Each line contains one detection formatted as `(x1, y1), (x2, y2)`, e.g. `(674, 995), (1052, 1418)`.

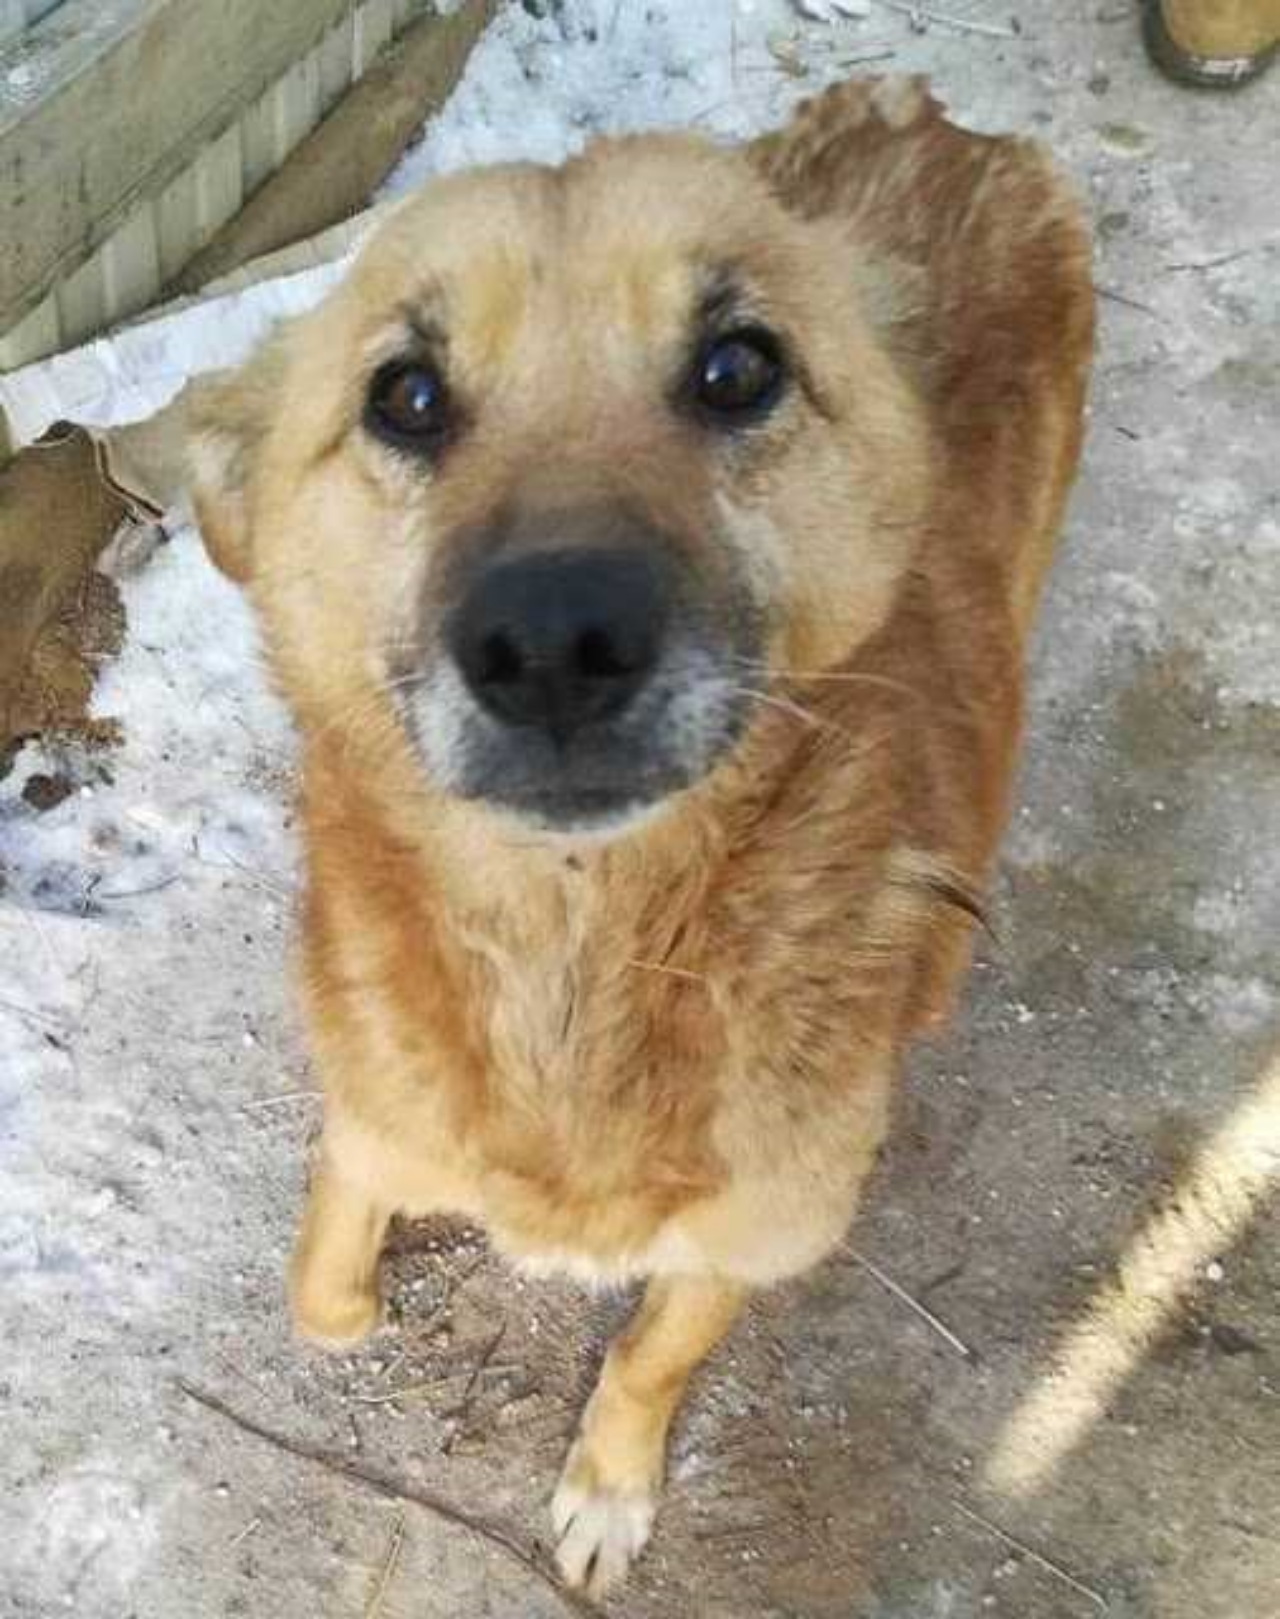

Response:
(190, 135), (930, 836)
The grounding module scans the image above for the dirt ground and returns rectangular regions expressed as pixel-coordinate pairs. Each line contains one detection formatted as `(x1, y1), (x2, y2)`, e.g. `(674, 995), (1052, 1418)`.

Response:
(3, 3), (1279, 1617)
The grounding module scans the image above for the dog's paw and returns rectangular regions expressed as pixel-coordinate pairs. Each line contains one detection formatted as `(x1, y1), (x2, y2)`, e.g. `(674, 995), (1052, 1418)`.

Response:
(551, 1438), (658, 1597)
(289, 1280), (382, 1349)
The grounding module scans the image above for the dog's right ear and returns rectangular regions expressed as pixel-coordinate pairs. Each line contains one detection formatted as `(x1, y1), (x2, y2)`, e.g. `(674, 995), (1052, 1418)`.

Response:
(186, 337), (288, 584)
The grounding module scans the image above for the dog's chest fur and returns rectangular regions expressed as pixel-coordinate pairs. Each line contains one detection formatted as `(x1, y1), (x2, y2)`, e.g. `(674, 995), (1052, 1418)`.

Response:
(300, 712), (948, 1279)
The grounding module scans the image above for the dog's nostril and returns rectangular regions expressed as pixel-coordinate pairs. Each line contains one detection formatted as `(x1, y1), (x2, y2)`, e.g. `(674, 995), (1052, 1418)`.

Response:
(575, 628), (636, 682)
(478, 631), (525, 687)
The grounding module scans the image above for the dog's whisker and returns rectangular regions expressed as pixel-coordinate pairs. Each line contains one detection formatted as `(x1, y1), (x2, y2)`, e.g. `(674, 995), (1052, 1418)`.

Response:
(730, 657), (920, 702)
(626, 958), (709, 986)
(310, 690), (404, 757)
(381, 672), (430, 698)
(732, 685), (872, 747)
(733, 685), (826, 730)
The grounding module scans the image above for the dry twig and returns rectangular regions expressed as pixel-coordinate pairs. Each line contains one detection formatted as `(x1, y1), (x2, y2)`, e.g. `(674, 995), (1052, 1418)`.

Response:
(177, 1380), (594, 1617)
(952, 1498), (1110, 1611)
(876, 0), (1017, 38)
(365, 1511), (406, 1619)
(229, 1515), (262, 1547)
(442, 1323), (509, 1455)
(847, 1248), (977, 1362)
(0, 994), (71, 1036)
(1095, 284), (1161, 319)
(1164, 242), (1277, 274)
(239, 1091), (319, 1114)
(96, 874), (181, 901)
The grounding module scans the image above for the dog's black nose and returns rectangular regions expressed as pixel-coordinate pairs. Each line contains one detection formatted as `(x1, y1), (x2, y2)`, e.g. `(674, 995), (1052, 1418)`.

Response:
(449, 549), (669, 739)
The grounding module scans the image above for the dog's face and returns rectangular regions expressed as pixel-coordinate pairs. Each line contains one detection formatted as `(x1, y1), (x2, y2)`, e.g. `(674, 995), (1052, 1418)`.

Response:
(191, 136), (929, 835)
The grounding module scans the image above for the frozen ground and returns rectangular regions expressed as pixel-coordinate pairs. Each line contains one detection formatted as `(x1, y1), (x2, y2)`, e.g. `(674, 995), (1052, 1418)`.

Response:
(2, 2), (1279, 1615)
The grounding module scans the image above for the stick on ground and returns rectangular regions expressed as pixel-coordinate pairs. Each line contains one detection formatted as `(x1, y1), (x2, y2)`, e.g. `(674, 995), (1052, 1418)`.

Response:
(876, 0), (1017, 38)
(953, 1498), (1110, 1611)
(365, 1511), (406, 1619)
(177, 1380), (595, 1618)
(847, 1248), (978, 1363)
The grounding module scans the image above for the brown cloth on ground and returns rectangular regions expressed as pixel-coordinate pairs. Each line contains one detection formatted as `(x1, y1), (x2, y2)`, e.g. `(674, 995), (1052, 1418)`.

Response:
(0, 424), (143, 758)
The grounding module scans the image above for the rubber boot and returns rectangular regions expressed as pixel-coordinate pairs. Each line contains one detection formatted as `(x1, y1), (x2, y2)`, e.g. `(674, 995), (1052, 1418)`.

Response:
(1144, 0), (1280, 86)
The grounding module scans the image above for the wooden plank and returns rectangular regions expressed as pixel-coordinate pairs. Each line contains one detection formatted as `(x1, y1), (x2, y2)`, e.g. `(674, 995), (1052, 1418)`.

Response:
(99, 204), (160, 325)
(55, 252), (106, 349)
(193, 125), (246, 243)
(154, 162), (202, 288)
(275, 53), (324, 168)
(0, 291), (58, 372)
(242, 55), (323, 200)
(0, 0), (363, 331)
(170, 0), (497, 296)
(0, 2), (24, 51)
(240, 82), (285, 203)
(354, 0), (396, 78)
(318, 14), (357, 115)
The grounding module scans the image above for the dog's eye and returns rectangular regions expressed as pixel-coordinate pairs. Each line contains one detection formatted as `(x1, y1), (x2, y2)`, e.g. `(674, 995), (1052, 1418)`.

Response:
(695, 328), (786, 423)
(366, 361), (451, 449)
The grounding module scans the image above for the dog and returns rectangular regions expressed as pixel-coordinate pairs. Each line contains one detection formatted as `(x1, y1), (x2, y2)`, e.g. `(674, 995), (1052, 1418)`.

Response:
(188, 77), (1093, 1596)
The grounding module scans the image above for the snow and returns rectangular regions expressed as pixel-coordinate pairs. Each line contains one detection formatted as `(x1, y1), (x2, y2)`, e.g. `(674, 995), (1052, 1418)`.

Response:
(385, 1), (779, 182)
(0, 259), (351, 448)
(379, 0), (1051, 205)
(0, 529), (300, 1612)
(3, 3), (1279, 1614)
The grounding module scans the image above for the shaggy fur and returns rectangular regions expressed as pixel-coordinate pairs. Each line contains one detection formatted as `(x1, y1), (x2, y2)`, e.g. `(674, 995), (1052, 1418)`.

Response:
(189, 77), (1093, 1595)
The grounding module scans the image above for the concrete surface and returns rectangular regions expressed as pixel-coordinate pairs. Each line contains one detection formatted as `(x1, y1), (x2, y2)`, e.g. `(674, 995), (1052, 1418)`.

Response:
(1, 3), (1277, 1617)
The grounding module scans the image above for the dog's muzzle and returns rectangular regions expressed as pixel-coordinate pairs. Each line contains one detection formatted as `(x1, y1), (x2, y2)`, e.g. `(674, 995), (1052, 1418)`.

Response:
(399, 504), (760, 835)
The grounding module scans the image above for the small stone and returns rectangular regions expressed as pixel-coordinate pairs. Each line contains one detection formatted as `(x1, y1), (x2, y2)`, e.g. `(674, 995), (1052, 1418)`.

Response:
(1208, 1322), (1260, 1356)
(1098, 121), (1150, 154)
(1205, 1260), (1225, 1283)
(22, 773), (75, 812)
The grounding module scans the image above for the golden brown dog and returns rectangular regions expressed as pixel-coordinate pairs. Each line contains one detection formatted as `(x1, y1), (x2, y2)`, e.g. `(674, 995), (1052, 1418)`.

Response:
(188, 78), (1092, 1595)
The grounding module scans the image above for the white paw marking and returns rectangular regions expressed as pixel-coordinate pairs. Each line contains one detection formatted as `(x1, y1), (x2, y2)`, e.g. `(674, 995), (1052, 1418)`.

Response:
(551, 1446), (658, 1597)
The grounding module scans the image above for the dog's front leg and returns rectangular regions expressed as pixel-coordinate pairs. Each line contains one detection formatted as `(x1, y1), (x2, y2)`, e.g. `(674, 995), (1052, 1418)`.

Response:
(553, 1273), (745, 1595)
(288, 1142), (390, 1348)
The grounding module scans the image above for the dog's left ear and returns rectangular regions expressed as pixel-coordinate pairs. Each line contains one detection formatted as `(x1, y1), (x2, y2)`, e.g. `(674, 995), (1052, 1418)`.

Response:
(746, 78), (938, 349)
(186, 337), (288, 585)
(746, 76), (946, 215)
